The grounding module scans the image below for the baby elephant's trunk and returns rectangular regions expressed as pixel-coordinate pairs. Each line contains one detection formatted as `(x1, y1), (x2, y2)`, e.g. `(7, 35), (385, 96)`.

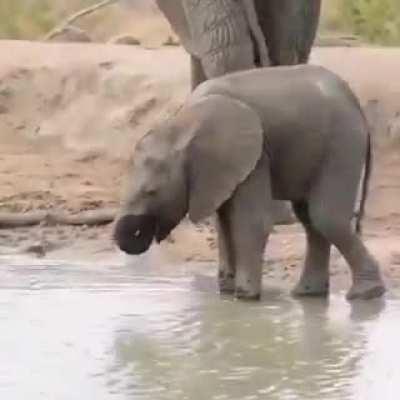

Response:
(113, 214), (156, 255)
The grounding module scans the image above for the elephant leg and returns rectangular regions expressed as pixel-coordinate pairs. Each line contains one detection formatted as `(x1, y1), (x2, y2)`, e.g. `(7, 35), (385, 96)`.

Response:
(308, 153), (385, 300)
(190, 55), (207, 90)
(224, 156), (273, 300)
(271, 200), (296, 225)
(291, 201), (331, 297)
(216, 205), (235, 294)
(255, 0), (321, 66)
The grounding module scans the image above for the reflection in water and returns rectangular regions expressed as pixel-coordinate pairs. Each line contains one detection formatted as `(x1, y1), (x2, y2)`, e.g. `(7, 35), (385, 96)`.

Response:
(110, 293), (391, 400)
(0, 258), (399, 400)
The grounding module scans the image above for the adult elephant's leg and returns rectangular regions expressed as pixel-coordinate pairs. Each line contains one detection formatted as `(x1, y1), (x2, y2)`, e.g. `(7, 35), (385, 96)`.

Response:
(255, 0), (321, 65)
(183, 0), (256, 78)
(297, 0), (322, 63)
(190, 55), (207, 90)
(291, 201), (331, 297)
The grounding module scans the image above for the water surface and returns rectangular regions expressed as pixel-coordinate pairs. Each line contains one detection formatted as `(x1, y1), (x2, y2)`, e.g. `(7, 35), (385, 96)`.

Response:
(0, 256), (399, 400)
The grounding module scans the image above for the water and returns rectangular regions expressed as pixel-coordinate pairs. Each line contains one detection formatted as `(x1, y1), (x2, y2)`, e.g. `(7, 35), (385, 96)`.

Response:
(0, 256), (399, 400)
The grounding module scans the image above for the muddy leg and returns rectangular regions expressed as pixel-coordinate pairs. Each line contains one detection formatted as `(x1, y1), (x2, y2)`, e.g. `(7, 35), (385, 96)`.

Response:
(329, 230), (385, 300)
(227, 156), (273, 300)
(308, 158), (385, 300)
(291, 201), (331, 297)
(216, 205), (235, 294)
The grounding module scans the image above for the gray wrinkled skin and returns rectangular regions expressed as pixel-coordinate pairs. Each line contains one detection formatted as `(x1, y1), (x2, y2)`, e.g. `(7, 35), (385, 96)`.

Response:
(156, 0), (321, 85)
(114, 65), (386, 302)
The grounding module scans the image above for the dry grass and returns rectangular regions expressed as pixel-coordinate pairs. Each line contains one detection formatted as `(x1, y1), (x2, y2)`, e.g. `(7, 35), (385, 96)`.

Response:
(0, 0), (399, 45)
(321, 0), (400, 45)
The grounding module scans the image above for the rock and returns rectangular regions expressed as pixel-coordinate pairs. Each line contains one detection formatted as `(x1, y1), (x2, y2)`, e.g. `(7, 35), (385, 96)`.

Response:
(162, 35), (180, 46)
(108, 35), (141, 46)
(49, 26), (92, 43)
(24, 242), (47, 258)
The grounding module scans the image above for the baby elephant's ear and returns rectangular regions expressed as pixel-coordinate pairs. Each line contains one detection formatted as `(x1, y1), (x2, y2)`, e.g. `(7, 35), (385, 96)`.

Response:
(187, 94), (264, 222)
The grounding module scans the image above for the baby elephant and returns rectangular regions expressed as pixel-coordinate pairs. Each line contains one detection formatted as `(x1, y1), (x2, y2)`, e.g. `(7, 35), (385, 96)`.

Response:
(114, 65), (386, 301)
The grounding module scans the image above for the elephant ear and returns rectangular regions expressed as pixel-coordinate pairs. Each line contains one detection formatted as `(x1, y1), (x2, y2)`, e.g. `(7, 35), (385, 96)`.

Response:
(187, 95), (264, 223)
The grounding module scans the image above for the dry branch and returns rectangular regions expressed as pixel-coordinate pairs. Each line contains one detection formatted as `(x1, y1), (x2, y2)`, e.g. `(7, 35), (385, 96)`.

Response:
(0, 209), (118, 228)
(43, 0), (119, 41)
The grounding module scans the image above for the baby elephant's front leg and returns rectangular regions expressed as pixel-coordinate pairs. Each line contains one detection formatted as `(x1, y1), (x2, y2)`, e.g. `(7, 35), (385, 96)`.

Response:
(222, 157), (273, 300)
(233, 214), (270, 300)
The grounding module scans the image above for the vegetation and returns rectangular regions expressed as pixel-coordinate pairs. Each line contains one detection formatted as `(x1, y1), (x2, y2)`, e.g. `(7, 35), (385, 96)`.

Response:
(321, 0), (400, 45)
(0, 0), (113, 40)
(1, 0), (400, 45)
(0, 0), (54, 39)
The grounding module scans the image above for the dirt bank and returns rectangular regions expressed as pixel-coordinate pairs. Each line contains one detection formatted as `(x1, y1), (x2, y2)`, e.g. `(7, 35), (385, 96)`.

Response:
(0, 41), (400, 288)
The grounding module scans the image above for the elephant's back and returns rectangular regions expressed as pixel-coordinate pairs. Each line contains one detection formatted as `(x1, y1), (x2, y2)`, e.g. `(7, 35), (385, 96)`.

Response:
(192, 65), (350, 115)
(193, 65), (366, 200)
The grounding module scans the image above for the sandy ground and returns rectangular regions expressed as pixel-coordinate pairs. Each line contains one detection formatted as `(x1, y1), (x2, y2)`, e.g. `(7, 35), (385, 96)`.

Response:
(1, 40), (400, 290)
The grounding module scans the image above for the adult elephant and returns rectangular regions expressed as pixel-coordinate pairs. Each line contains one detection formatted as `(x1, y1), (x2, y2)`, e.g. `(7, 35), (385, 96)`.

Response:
(156, 0), (322, 89)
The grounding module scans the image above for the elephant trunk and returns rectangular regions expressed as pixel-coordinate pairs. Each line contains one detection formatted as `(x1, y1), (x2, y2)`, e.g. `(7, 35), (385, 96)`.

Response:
(113, 214), (156, 255)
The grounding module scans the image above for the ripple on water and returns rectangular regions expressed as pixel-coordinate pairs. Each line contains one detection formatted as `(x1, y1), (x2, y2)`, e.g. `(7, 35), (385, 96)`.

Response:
(1, 261), (400, 399)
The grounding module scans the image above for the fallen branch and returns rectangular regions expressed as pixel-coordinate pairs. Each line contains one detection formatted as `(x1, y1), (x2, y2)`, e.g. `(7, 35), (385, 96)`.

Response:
(0, 208), (118, 228)
(43, 0), (119, 41)
(315, 35), (361, 47)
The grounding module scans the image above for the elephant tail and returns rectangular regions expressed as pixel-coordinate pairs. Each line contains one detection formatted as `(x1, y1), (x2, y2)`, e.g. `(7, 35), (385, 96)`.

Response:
(355, 132), (373, 235)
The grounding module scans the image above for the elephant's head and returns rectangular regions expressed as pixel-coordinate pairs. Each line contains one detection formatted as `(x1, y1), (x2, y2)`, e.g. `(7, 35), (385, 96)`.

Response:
(113, 122), (189, 255)
(114, 94), (264, 255)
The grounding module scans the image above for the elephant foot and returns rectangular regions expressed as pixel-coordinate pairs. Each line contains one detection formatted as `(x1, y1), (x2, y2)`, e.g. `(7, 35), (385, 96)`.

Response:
(346, 279), (386, 300)
(235, 286), (261, 301)
(218, 270), (235, 294)
(234, 271), (262, 301)
(291, 274), (329, 297)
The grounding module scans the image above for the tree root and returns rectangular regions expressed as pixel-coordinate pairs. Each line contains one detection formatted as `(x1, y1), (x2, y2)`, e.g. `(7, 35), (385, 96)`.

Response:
(0, 208), (118, 229)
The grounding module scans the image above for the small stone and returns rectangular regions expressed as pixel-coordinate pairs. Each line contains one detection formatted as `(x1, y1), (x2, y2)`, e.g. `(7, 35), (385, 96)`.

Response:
(162, 35), (180, 46)
(108, 35), (141, 46)
(98, 61), (115, 70)
(24, 242), (46, 258)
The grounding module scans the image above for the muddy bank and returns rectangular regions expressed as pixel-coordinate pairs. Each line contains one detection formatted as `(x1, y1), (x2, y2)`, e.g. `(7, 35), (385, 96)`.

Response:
(0, 41), (400, 285)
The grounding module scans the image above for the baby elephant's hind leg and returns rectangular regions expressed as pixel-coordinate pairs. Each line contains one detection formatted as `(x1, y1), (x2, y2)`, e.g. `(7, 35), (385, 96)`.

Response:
(308, 152), (385, 300)
(216, 206), (236, 294)
(291, 201), (331, 297)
